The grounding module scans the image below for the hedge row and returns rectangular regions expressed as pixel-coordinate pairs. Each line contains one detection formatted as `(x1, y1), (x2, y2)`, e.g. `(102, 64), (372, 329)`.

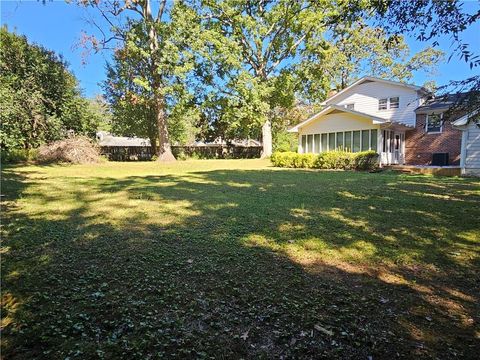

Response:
(270, 150), (379, 171)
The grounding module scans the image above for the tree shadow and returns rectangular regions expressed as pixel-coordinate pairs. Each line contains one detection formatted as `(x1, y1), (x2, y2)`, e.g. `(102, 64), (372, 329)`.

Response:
(1, 167), (479, 359)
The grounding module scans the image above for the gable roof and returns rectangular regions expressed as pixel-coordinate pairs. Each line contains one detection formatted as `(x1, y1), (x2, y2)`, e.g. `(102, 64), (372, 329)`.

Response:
(416, 92), (475, 113)
(288, 105), (388, 133)
(321, 76), (428, 105)
(452, 108), (480, 127)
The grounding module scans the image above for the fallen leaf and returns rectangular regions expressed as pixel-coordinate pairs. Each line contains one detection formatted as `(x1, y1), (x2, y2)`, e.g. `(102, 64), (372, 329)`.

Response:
(314, 324), (333, 336)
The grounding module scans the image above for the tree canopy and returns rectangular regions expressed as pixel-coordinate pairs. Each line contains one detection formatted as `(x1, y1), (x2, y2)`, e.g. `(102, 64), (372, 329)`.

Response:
(0, 26), (106, 151)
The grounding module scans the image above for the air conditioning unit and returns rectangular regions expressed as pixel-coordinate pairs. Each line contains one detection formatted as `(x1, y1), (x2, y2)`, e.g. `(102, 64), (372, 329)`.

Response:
(432, 153), (449, 166)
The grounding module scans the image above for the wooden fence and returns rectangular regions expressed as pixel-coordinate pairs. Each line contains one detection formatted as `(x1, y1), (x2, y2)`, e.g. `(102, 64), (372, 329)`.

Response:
(100, 145), (262, 161)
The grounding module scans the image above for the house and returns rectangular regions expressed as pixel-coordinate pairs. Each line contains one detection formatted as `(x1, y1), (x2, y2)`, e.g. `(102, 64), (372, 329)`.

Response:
(453, 109), (480, 176)
(288, 76), (474, 167)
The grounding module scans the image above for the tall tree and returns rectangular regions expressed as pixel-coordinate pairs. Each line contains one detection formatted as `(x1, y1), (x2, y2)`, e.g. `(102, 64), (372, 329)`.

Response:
(79, 0), (200, 161)
(192, 0), (341, 157)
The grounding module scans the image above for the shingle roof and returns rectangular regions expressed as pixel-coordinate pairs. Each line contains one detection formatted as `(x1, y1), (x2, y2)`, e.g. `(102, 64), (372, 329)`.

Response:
(97, 132), (151, 147)
(415, 93), (471, 113)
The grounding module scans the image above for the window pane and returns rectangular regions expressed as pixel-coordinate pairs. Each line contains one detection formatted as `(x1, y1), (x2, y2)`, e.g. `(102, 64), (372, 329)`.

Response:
(307, 134), (313, 153)
(336, 132), (344, 150)
(321, 133), (327, 152)
(345, 103), (354, 110)
(301, 135), (307, 153)
(378, 98), (388, 110)
(353, 131), (360, 152)
(344, 131), (352, 152)
(361, 130), (370, 151)
(328, 133), (335, 151)
(314, 134), (320, 153)
(370, 129), (378, 151)
(390, 97), (399, 109)
(427, 114), (442, 132)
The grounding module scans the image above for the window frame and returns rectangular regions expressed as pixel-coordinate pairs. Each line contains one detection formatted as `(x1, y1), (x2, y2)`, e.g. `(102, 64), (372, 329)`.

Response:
(344, 103), (355, 110)
(426, 113), (443, 134)
(378, 97), (400, 110)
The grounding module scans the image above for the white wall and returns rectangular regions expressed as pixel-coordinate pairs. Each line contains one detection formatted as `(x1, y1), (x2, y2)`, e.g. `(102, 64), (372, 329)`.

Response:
(325, 80), (421, 127)
(464, 121), (480, 175)
(299, 112), (380, 135)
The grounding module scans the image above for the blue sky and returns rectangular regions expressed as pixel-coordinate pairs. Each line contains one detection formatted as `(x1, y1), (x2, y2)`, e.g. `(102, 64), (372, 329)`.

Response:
(1, 0), (479, 98)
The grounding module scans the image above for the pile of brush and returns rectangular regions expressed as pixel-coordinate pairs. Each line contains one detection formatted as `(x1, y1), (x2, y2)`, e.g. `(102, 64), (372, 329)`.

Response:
(37, 136), (101, 164)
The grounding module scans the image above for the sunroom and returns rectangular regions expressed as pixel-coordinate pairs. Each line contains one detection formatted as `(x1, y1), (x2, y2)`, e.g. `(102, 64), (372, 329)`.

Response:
(288, 105), (412, 165)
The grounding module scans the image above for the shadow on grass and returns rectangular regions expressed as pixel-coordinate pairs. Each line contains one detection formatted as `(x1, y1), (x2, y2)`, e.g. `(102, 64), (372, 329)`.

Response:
(1, 167), (479, 359)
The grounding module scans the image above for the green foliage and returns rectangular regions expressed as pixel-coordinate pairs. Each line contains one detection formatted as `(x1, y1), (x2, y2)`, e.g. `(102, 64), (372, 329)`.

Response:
(1, 148), (39, 163)
(271, 150), (379, 171)
(0, 27), (105, 151)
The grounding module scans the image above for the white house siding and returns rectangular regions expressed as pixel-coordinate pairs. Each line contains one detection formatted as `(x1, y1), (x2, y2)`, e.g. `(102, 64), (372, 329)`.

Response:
(463, 122), (480, 176)
(325, 80), (421, 127)
(298, 112), (380, 153)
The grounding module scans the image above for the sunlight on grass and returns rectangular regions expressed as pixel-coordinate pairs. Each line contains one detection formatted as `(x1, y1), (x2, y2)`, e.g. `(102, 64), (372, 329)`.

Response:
(2, 159), (479, 359)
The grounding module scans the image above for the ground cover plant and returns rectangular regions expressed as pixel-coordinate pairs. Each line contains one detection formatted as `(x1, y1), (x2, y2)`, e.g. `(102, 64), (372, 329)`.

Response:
(1, 160), (479, 359)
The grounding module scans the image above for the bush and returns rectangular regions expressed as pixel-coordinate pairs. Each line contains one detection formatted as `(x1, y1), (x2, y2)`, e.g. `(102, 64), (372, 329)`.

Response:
(1, 148), (39, 163)
(315, 151), (355, 170)
(354, 150), (379, 171)
(37, 136), (101, 164)
(271, 150), (379, 171)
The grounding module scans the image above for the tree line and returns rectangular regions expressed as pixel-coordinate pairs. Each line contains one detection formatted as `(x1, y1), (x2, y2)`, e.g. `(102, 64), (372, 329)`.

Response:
(0, 26), (110, 153)
(2, 1), (478, 160)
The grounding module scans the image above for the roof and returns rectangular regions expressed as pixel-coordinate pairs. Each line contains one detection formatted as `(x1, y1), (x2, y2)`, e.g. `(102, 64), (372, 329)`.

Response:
(452, 108), (480, 127)
(415, 93), (473, 113)
(97, 132), (151, 147)
(288, 105), (388, 133)
(321, 76), (428, 106)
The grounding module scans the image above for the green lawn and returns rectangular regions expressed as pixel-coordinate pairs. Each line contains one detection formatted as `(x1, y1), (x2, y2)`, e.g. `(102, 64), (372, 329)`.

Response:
(2, 159), (479, 359)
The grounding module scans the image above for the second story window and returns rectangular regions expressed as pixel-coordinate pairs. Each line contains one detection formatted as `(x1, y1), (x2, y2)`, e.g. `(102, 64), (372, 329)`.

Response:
(345, 103), (355, 110)
(390, 97), (399, 109)
(378, 97), (400, 110)
(379, 98), (388, 110)
(426, 113), (443, 133)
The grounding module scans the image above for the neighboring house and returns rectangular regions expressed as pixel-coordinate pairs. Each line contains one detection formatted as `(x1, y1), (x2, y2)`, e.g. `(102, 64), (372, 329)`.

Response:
(288, 76), (473, 167)
(96, 131), (151, 147)
(453, 110), (480, 176)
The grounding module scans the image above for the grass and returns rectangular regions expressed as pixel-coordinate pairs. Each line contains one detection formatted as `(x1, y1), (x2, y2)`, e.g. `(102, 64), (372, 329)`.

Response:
(1, 159), (479, 359)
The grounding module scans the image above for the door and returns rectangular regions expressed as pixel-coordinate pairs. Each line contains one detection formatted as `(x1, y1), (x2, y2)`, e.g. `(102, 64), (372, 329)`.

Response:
(393, 132), (404, 164)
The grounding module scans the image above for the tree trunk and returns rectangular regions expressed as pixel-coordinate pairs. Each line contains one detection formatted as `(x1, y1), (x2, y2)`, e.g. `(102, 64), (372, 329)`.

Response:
(261, 119), (272, 158)
(154, 93), (176, 162)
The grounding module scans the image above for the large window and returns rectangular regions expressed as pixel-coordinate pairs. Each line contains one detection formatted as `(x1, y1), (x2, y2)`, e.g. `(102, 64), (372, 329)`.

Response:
(314, 134), (320, 153)
(328, 133), (335, 150)
(307, 134), (313, 152)
(426, 113), (443, 133)
(370, 129), (378, 151)
(361, 130), (370, 151)
(301, 129), (378, 153)
(321, 134), (327, 152)
(344, 131), (352, 151)
(390, 97), (399, 109)
(336, 132), (344, 150)
(353, 131), (361, 152)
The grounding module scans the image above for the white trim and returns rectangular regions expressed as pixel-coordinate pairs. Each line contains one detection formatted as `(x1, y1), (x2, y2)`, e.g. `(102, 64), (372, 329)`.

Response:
(288, 105), (387, 133)
(425, 113), (443, 134)
(321, 76), (426, 106)
(460, 129), (467, 174)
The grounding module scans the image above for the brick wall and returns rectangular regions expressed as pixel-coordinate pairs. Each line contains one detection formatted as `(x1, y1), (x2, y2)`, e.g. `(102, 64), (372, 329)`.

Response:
(405, 114), (462, 165)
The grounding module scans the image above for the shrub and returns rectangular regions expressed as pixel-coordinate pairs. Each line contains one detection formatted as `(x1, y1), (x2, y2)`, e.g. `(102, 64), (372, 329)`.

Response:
(1, 148), (39, 163)
(271, 150), (379, 171)
(354, 150), (379, 171)
(37, 136), (101, 164)
(315, 151), (355, 170)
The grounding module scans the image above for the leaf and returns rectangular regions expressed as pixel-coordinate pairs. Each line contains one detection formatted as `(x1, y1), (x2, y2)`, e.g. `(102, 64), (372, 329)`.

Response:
(240, 329), (249, 340)
(314, 324), (333, 336)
